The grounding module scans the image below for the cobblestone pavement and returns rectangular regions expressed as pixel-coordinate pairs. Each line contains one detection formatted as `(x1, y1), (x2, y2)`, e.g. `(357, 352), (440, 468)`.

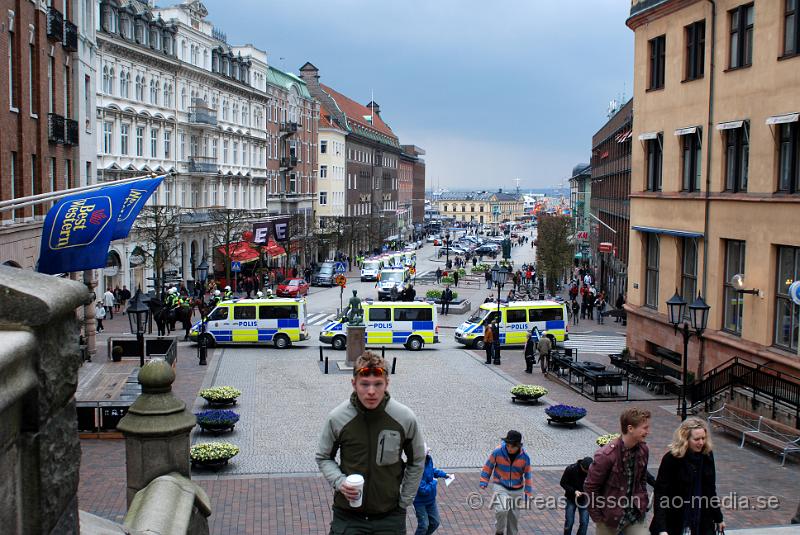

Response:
(78, 264), (800, 534)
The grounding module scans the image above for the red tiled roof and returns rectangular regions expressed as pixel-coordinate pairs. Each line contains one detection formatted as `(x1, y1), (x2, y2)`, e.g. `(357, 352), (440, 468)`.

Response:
(320, 84), (397, 140)
(318, 103), (335, 128)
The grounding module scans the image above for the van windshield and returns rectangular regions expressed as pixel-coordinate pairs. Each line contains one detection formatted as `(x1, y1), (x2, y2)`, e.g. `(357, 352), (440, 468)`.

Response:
(381, 271), (404, 283)
(468, 308), (490, 324)
(364, 261), (380, 270)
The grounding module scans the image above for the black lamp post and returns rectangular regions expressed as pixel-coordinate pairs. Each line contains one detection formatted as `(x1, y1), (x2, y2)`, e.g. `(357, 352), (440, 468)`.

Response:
(445, 231), (451, 268)
(127, 290), (151, 368)
(196, 258), (209, 297)
(491, 263), (510, 363)
(666, 290), (710, 420)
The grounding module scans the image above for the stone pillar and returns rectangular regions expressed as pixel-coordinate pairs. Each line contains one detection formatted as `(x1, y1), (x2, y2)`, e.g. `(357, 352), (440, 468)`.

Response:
(116, 359), (197, 506)
(345, 324), (366, 368)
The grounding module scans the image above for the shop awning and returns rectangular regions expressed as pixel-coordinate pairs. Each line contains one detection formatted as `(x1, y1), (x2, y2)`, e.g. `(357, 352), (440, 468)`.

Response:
(217, 240), (286, 263)
(632, 226), (703, 239)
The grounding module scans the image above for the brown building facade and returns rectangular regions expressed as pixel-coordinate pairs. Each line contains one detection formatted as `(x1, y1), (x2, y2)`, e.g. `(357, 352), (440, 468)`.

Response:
(0, 0), (79, 268)
(590, 99), (632, 302)
(626, 0), (800, 383)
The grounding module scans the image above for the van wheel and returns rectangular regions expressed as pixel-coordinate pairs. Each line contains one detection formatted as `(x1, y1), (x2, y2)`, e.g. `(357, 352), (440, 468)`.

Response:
(273, 334), (291, 349)
(202, 334), (216, 348)
(406, 336), (423, 351)
(332, 335), (346, 351)
(473, 337), (485, 350)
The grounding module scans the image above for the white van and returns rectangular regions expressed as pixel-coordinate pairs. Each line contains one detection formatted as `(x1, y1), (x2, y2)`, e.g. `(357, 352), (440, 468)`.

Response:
(361, 258), (384, 281)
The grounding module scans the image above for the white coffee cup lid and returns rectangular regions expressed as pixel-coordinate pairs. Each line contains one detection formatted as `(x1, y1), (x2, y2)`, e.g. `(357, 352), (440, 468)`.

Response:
(345, 474), (364, 485)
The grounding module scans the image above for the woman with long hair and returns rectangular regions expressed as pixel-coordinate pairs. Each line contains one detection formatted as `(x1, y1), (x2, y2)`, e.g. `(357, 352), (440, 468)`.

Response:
(650, 417), (725, 535)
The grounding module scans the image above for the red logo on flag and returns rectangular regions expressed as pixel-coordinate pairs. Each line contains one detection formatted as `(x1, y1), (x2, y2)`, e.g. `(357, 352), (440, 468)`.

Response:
(90, 209), (108, 225)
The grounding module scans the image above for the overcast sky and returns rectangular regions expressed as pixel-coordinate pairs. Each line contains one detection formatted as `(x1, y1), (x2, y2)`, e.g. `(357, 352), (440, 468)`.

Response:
(199, 0), (634, 191)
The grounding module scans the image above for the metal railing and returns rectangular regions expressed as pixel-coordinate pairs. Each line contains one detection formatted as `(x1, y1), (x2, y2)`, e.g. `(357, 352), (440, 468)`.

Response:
(63, 20), (78, 50)
(188, 107), (217, 126)
(47, 7), (64, 41)
(187, 156), (218, 173)
(280, 156), (297, 168)
(48, 113), (65, 144)
(280, 122), (298, 134)
(64, 119), (79, 145)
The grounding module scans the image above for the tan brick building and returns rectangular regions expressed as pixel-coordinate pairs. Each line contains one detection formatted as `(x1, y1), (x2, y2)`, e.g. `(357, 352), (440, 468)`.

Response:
(626, 0), (800, 379)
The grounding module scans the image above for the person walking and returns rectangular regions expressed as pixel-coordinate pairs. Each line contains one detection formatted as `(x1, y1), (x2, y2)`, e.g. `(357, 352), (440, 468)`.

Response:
(95, 301), (106, 333)
(479, 430), (533, 535)
(491, 320), (501, 365)
(615, 293), (625, 323)
(571, 300), (580, 326)
(523, 332), (536, 374)
(485, 270), (493, 289)
(537, 333), (552, 375)
(413, 444), (451, 535)
(650, 418), (725, 535)
(435, 267), (442, 284)
(597, 293), (606, 325)
(560, 457), (593, 535)
(483, 321), (495, 364)
(315, 351), (426, 534)
(120, 286), (131, 314)
(103, 289), (115, 320)
(453, 270), (459, 288)
(441, 286), (453, 316)
(584, 407), (652, 535)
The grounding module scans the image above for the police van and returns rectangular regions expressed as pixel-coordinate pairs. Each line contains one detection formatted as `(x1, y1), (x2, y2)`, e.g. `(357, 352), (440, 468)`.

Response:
(376, 266), (411, 301)
(319, 301), (438, 351)
(402, 251), (417, 268)
(189, 298), (308, 348)
(454, 300), (569, 349)
(360, 257), (384, 281)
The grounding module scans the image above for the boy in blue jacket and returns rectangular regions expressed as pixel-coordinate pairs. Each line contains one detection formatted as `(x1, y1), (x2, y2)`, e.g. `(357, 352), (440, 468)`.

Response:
(414, 444), (451, 535)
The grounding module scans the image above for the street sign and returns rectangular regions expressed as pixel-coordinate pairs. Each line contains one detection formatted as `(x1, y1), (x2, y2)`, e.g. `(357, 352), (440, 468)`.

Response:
(599, 242), (613, 253)
(334, 261), (346, 274)
(576, 231), (589, 241)
(790, 281), (800, 306)
(231, 261), (242, 273)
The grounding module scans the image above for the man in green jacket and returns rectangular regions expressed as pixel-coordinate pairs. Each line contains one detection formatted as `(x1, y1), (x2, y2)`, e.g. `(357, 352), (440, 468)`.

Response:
(316, 351), (426, 534)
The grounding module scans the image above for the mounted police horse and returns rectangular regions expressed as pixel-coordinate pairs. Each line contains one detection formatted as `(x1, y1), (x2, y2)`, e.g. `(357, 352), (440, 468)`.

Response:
(145, 296), (195, 340)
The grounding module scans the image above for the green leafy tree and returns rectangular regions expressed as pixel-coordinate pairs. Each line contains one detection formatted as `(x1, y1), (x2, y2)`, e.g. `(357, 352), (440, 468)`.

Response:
(536, 214), (573, 294)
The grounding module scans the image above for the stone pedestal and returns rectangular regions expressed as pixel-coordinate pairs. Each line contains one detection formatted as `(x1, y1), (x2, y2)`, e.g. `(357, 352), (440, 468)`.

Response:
(116, 359), (197, 506)
(345, 325), (366, 368)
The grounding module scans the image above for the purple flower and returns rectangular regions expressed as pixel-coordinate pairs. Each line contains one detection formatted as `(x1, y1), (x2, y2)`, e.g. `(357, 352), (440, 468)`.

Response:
(545, 404), (587, 419)
(195, 409), (240, 426)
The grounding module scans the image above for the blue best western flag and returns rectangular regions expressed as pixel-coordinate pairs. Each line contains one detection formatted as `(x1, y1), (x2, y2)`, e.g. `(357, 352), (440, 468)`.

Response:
(37, 176), (164, 274)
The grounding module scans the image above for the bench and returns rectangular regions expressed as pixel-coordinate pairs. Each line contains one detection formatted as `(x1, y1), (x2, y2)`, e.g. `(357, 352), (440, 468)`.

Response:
(707, 404), (761, 447)
(742, 417), (800, 466)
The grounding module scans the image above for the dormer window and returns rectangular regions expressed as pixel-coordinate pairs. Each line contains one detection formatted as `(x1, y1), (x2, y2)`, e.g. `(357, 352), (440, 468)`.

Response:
(134, 20), (143, 44)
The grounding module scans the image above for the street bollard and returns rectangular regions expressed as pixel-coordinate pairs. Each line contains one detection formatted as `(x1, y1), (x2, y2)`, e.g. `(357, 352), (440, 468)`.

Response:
(391, 357), (397, 375)
(197, 335), (207, 366)
(324, 356), (329, 374)
(319, 346), (323, 362)
(381, 346), (385, 359)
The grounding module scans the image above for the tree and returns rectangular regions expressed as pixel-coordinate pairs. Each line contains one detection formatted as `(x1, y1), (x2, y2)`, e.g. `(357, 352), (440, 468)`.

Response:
(133, 205), (182, 296)
(208, 208), (254, 284)
(536, 214), (573, 294)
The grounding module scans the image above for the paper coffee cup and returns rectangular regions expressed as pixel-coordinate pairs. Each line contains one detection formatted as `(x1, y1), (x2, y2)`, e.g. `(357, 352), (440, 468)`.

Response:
(345, 474), (365, 508)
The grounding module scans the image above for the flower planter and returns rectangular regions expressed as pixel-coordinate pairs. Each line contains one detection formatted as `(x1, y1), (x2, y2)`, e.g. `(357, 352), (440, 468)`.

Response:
(198, 386), (241, 406)
(198, 422), (236, 435)
(191, 457), (230, 469)
(202, 397), (237, 407)
(510, 385), (547, 404)
(546, 414), (585, 427)
(190, 442), (239, 471)
(545, 405), (587, 427)
(511, 393), (544, 404)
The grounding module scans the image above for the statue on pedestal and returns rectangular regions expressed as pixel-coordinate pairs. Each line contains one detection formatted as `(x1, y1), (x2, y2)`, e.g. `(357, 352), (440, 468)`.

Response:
(346, 290), (364, 326)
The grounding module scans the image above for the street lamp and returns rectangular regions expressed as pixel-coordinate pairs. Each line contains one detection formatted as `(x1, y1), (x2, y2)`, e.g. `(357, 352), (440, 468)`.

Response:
(666, 290), (710, 420)
(196, 258), (209, 297)
(490, 263), (510, 363)
(127, 290), (151, 368)
(445, 231), (451, 268)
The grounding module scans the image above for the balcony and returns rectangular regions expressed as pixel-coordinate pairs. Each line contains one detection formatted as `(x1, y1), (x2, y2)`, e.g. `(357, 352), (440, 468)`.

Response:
(48, 113), (65, 144)
(47, 7), (64, 42)
(187, 156), (218, 174)
(280, 122), (298, 135)
(64, 119), (79, 145)
(188, 106), (217, 126)
(280, 156), (298, 169)
(63, 20), (78, 51)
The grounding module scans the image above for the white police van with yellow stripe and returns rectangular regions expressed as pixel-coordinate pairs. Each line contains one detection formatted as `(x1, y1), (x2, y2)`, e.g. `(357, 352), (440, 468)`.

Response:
(454, 300), (569, 349)
(189, 298), (308, 348)
(319, 300), (438, 351)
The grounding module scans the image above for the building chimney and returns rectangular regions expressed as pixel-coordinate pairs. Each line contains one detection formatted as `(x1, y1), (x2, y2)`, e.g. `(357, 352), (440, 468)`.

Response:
(299, 62), (320, 89)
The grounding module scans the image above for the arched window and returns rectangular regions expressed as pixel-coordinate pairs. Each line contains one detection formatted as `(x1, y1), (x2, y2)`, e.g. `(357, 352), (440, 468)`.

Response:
(232, 103), (238, 124)
(149, 79), (157, 104)
(135, 75), (145, 101)
(163, 83), (170, 107)
(102, 66), (110, 93)
(180, 87), (187, 110)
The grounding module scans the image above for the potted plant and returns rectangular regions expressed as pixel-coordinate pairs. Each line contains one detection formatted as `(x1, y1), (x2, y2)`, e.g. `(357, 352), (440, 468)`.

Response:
(195, 409), (240, 435)
(199, 386), (242, 406)
(545, 404), (587, 426)
(596, 433), (620, 446)
(190, 442), (240, 468)
(440, 275), (455, 285)
(111, 345), (123, 363)
(510, 385), (548, 403)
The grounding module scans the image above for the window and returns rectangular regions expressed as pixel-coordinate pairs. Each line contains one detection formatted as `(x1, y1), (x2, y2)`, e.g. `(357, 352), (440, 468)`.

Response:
(48, 57), (54, 113)
(528, 308), (563, 322)
(164, 130), (171, 159)
(259, 305), (297, 320)
(725, 122), (749, 192)
(681, 130), (702, 191)
(208, 307), (228, 321)
(722, 240), (746, 335)
(135, 75), (145, 101)
(775, 245), (800, 351)
(29, 45), (37, 115)
(233, 305), (256, 320)
(49, 157), (55, 193)
(135, 126), (144, 156)
(103, 121), (113, 153)
(778, 122), (800, 193)
(9, 25), (16, 110)
(685, 20), (706, 80)
(319, 191), (327, 205)
(681, 238), (698, 317)
(320, 165), (327, 178)
(223, 140), (228, 163)
(395, 307), (432, 321)
(786, 0), (800, 55)
(120, 70), (129, 98)
(120, 124), (129, 155)
(729, 4), (754, 69)
(648, 35), (666, 90)
(233, 141), (238, 165)
(646, 135), (663, 191)
(506, 309), (527, 323)
(367, 308), (390, 321)
(645, 234), (660, 308)
(150, 128), (158, 157)
(320, 140), (327, 153)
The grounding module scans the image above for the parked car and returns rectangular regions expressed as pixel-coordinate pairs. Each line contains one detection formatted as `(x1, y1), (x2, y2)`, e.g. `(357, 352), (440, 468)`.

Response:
(475, 245), (499, 257)
(427, 235), (440, 243)
(277, 278), (310, 297)
(311, 262), (335, 287)
(437, 246), (467, 258)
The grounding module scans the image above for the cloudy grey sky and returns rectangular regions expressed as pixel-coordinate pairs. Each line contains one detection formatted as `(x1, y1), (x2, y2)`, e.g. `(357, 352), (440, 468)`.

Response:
(200, 0), (633, 191)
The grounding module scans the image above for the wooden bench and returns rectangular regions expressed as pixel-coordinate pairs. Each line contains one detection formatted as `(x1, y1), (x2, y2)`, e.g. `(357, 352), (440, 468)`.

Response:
(742, 417), (800, 466)
(707, 404), (761, 447)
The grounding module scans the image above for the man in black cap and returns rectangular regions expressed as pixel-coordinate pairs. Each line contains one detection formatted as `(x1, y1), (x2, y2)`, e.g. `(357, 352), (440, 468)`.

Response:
(479, 430), (533, 535)
(560, 457), (593, 535)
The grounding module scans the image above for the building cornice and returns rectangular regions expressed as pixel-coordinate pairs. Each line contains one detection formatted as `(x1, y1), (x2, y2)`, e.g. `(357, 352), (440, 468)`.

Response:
(626, 0), (701, 30)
